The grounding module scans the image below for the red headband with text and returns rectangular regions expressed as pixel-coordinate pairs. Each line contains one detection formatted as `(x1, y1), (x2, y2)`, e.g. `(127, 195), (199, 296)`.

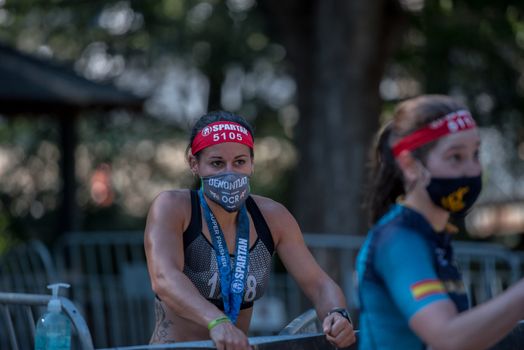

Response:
(392, 110), (477, 158)
(191, 121), (254, 155)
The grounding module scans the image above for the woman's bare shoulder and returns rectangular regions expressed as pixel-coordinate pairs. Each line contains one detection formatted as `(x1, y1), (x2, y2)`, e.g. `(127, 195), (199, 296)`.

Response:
(146, 189), (193, 233)
(249, 194), (287, 216)
(153, 189), (192, 207)
(154, 189), (191, 204)
(249, 195), (298, 233)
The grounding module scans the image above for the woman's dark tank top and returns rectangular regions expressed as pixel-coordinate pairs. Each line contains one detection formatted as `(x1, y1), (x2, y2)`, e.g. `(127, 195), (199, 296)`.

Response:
(181, 190), (275, 310)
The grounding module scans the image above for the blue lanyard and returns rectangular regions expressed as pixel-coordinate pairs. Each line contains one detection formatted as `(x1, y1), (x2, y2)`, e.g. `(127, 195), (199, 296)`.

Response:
(198, 190), (250, 323)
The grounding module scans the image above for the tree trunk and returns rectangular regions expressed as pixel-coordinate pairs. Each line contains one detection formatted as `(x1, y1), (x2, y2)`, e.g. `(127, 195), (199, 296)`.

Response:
(262, 0), (405, 234)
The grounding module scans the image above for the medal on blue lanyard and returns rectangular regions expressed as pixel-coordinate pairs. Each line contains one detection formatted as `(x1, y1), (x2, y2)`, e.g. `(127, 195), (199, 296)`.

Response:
(198, 190), (250, 323)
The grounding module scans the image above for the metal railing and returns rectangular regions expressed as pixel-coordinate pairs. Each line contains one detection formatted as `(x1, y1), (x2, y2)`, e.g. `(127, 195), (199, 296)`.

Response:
(53, 232), (154, 348)
(0, 292), (95, 350)
(2, 232), (524, 348)
(302, 234), (524, 313)
(278, 308), (320, 335)
(0, 240), (58, 294)
(96, 333), (352, 350)
(278, 308), (524, 350)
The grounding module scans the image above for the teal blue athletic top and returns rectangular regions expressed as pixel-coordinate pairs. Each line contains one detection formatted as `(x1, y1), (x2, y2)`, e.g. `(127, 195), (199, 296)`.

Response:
(356, 204), (469, 349)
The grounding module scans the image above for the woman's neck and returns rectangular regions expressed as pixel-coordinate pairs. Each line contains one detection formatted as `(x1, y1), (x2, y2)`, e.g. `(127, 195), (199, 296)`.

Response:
(402, 190), (449, 232)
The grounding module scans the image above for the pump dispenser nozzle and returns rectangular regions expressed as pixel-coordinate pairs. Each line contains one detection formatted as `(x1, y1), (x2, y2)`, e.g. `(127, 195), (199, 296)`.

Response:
(47, 283), (70, 312)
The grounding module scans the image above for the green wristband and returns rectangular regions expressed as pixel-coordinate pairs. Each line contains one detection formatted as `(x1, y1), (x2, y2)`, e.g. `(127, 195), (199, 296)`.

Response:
(207, 316), (231, 331)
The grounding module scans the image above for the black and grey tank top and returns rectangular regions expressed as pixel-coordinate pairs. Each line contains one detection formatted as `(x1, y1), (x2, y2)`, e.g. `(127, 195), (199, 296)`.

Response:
(182, 190), (275, 310)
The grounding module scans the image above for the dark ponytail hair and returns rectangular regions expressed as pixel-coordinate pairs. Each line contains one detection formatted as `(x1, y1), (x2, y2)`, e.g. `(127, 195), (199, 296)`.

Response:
(367, 122), (404, 225)
(366, 95), (468, 225)
(186, 110), (255, 159)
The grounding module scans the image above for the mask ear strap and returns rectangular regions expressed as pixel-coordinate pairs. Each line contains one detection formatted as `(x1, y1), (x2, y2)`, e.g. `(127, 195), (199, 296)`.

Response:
(405, 179), (417, 194)
(418, 161), (431, 187)
(404, 160), (430, 193)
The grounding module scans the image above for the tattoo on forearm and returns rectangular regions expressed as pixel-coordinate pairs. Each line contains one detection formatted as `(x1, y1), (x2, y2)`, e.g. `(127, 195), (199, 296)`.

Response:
(150, 299), (175, 344)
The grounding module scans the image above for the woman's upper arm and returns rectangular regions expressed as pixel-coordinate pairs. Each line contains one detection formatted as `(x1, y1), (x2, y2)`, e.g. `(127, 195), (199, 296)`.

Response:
(375, 229), (451, 319)
(258, 198), (328, 295)
(375, 229), (457, 341)
(144, 190), (190, 286)
(409, 299), (458, 346)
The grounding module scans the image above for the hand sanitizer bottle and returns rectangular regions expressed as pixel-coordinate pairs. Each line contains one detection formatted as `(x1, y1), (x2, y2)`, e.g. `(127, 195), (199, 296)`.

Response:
(34, 283), (72, 350)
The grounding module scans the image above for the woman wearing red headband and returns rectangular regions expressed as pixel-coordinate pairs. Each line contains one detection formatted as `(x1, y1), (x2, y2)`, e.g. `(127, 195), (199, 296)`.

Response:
(144, 111), (355, 349)
(357, 95), (524, 349)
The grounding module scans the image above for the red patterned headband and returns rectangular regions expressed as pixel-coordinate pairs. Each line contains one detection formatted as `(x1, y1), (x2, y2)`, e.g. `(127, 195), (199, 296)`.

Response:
(392, 110), (477, 158)
(191, 121), (254, 155)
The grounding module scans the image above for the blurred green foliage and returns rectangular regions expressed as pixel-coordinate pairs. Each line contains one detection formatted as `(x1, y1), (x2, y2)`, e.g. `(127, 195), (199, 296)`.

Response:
(0, 0), (524, 245)
(0, 0), (295, 243)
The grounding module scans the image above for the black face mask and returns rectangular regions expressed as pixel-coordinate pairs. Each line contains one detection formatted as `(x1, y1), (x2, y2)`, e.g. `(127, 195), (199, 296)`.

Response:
(426, 175), (482, 217)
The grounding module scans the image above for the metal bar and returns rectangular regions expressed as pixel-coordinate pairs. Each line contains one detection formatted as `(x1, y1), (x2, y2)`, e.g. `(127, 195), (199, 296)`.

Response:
(1, 304), (20, 350)
(61, 297), (95, 350)
(0, 292), (95, 350)
(23, 304), (37, 341)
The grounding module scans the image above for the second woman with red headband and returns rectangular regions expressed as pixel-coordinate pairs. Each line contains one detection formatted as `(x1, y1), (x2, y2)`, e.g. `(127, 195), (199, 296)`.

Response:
(357, 95), (524, 349)
(144, 111), (355, 350)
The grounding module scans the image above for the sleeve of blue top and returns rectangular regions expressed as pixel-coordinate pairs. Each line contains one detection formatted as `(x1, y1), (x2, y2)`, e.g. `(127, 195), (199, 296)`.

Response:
(375, 228), (450, 321)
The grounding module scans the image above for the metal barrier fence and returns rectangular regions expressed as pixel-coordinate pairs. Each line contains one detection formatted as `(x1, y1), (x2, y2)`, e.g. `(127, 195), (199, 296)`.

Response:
(0, 240), (58, 294)
(97, 332), (356, 350)
(278, 310), (524, 350)
(285, 234), (524, 317)
(1, 289), (524, 350)
(0, 292), (94, 350)
(1, 231), (524, 348)
(53, 232), (154, 348)
(454, 241), (521, 305)
(278, 308), (320, 335)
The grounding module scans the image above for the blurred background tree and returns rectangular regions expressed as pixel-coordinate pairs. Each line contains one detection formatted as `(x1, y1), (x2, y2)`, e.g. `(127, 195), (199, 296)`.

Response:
(0, 0), (298, 247)
(261, 0), (405, 234)
(0, 0), (524, 249)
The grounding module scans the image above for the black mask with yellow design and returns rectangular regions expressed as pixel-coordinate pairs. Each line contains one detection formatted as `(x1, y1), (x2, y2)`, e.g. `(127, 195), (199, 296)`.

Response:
(426, 175), (482, 217)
